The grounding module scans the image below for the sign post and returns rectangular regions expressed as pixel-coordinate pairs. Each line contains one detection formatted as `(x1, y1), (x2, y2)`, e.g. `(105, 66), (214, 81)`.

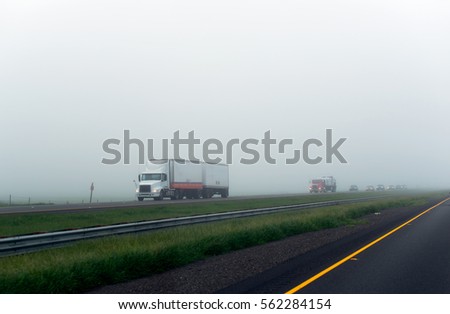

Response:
(89, 182), (94, 203)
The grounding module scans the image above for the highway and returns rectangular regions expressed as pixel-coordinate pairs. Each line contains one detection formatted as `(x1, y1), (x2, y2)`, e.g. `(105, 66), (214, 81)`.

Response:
(293, 198), (450, 293)
(219, 198), (450, 294)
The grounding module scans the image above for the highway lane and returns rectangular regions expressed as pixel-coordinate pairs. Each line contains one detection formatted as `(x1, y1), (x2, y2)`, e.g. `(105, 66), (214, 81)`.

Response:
(292, 198), (450, 293)
(218, 197), (450, 294)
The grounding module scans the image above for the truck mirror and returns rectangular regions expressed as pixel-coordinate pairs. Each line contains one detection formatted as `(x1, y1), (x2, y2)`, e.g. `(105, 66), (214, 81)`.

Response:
(138, 175), (141, 182)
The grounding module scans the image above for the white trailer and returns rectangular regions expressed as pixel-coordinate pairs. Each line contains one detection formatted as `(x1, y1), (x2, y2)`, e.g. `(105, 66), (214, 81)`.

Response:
(136, 159), (229, 201)
(202, 162), (229, 198)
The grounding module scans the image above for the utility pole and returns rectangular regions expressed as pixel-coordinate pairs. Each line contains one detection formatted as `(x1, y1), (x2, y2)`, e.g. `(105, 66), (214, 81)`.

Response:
(90, 182), (94, 203)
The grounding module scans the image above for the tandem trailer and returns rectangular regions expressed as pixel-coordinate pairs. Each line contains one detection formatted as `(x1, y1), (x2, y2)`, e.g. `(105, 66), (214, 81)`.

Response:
(136, 159), (229, 201)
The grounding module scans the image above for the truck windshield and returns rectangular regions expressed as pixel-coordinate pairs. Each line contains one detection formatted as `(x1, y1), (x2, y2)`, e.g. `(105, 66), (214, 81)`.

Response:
(141, 173), (162, 181)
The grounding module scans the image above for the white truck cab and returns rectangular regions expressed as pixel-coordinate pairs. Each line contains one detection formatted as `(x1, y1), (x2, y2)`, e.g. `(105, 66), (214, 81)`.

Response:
(136, 172), (168, 201)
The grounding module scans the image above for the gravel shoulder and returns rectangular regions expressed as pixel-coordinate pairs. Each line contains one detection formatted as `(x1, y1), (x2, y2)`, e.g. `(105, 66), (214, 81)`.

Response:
(89, 200), (439, 294)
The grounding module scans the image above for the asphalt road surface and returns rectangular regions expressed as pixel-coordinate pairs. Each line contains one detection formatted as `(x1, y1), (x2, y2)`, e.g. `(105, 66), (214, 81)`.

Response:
(220, 198), (450, 294)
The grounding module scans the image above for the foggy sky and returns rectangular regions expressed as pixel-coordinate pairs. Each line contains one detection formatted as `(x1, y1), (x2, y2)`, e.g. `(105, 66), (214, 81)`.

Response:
(1, 0), (450, 203)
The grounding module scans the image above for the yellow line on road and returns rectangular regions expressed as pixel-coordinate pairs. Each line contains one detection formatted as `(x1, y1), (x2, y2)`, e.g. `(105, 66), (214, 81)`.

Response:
(285, 197), (450, 294)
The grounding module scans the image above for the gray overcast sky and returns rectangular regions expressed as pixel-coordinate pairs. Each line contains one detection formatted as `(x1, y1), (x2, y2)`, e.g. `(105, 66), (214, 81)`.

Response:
(1, 0), (449, 202)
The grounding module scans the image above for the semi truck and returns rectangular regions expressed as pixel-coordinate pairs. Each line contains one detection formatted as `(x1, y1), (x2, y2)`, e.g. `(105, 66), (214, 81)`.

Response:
(309, 176), (337, 193)
(136, 159), (229, 201)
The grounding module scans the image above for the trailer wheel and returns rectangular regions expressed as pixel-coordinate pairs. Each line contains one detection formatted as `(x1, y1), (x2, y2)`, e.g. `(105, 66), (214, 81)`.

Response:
(193, 190), (200, 199)
(175, 190), (183, 200)
(203, 190), (213, 199)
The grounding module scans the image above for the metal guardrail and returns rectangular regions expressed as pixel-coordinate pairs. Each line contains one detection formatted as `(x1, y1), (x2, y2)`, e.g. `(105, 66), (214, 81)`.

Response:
(0, 196), (388, 257)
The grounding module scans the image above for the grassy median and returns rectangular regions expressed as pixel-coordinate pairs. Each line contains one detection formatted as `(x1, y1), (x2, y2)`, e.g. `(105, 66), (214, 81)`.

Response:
(0, 194), (438, 293)
(1, 192), (388, 237)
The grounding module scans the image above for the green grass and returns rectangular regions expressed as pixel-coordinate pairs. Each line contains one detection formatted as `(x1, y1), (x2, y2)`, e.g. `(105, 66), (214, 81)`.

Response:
(0, 192), (389, 237)
(0, 193), (437, 293)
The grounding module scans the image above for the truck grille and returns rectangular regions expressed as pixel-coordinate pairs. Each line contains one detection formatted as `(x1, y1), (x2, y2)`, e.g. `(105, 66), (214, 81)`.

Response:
(139, 185), (151, 193)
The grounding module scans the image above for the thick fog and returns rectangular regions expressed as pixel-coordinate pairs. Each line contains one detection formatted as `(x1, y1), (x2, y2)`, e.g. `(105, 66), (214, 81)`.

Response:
(1, 0), (449, 203)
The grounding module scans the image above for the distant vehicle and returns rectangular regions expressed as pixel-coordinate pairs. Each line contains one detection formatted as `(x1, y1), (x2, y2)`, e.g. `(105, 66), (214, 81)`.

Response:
(136, 159), (229, 201)
(387, 185), (396, 191)
(396, 185), (402, 190)
(376, 184), (385, 191)
(366, 185), (375, 192)
(349, 185), (359, 191)
(309, 176), (337, 193)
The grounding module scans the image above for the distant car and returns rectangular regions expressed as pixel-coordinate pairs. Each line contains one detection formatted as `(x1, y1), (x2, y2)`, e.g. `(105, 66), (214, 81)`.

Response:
(387, 185), (396, 191)
(376, 184), (385, 191)
(349, 185), (359, 191)
(395, 185), (402, 190)
(366, 185), (375, 191)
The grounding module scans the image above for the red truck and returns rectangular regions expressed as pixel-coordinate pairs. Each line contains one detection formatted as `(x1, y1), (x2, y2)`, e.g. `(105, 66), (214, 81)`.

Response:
(309, 176), (337, 193)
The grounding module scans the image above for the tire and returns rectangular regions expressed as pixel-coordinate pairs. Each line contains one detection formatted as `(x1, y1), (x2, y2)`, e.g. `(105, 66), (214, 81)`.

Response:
(203, 190), (213, 199)
(193, 190), (200, 199)
(171, 190), (181, 200)
(138, 197), (144, 201)
(154, 191), (164, 201)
